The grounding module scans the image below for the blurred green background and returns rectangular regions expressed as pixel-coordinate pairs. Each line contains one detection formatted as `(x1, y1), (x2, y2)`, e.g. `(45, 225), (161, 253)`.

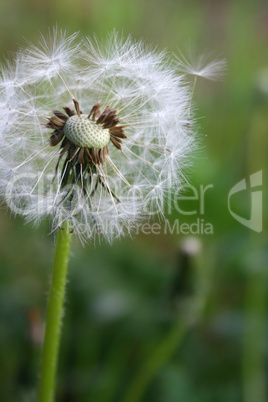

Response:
(0, 0), (267, 401)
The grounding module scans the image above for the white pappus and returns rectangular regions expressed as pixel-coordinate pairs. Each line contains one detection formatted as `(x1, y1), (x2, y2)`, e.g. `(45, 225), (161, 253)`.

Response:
(0, 29), (223, 243)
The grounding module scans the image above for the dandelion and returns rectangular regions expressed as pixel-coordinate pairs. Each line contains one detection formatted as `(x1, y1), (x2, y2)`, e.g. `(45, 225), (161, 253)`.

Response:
(0, 29), (197, 243)
(0, 29), (223, 401)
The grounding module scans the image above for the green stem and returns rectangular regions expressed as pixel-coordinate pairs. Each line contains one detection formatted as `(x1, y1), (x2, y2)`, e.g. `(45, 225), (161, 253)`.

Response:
(242, 266), (267, 402)
(122, 240), (208, 402)
(122, 320), (187, 402)
(38, 222), (72, 402)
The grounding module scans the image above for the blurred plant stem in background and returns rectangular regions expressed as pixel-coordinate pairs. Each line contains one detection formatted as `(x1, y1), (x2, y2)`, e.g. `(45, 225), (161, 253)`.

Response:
(38, 222), (72, 402)
(122, 319), (188, 402)
(242, 266), (267, 402)
(122, 238), (210, 402)
(242, 98), (268, 402)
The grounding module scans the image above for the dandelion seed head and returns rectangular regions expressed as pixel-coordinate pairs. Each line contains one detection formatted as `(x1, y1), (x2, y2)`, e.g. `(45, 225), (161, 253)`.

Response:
(0, 30), (224, 242)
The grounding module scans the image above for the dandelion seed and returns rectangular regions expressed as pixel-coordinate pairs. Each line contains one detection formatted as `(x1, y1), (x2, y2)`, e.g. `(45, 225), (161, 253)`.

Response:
(175, 50), (226, 81)
(0, 30), (223, 242)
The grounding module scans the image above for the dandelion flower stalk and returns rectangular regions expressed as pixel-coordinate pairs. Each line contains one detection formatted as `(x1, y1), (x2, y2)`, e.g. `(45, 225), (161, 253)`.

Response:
(0, 28), (224, 400)
(38, 221), (72, 402)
